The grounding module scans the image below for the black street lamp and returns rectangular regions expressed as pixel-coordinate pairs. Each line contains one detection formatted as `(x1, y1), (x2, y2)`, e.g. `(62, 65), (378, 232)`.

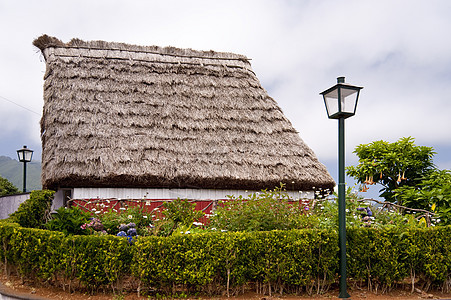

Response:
(17, 145), (34, 193)
(320, 77), (363, 299)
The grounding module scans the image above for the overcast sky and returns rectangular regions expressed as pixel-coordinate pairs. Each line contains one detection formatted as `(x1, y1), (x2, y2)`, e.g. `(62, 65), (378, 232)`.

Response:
(1, 0), (451, 196)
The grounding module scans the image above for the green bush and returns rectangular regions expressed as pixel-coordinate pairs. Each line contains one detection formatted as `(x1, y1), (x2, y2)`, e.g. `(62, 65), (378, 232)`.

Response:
(395, 169), (451, 225)
(98, 205), (153, 236)
(154, 198), (205, 237)
(0, 221), (132, 292)
(208, 185), (312, 232)
(0, 221), (450, 296)
(46, 206), (93, 235)
(61, 235), (132, 291)
(132, 229), (339, 294)
(9, 190), (55, 228)
(0, 176), (19, 196)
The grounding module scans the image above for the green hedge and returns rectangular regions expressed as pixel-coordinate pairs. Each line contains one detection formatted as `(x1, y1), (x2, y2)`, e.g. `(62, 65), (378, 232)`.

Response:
(347, 226), (451, 289)
(0, 222), (450, 295)
(0, 222), (132, 292)
(132, 230), (338, 293)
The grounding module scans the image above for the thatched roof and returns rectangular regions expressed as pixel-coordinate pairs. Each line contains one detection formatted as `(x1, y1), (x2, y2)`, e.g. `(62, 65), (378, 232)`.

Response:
(35, 35), (335, 191)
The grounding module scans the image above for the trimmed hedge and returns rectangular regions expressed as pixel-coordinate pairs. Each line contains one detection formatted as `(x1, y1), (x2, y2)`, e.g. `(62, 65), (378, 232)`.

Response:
(0, 222), (132, 292)
(132, 230), (338, 294)
(347, 226), (451, 289)
(0, 222), (450, 295)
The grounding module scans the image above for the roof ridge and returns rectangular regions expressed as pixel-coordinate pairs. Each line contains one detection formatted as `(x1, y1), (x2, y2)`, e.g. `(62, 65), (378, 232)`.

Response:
(33, 34), (250, 62)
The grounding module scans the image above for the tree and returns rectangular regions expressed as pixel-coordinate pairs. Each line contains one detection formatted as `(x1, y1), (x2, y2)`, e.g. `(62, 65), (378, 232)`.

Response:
(346, 137), (436, 203)
(0, 175), (19, 196)
(394, 169), (451, 225)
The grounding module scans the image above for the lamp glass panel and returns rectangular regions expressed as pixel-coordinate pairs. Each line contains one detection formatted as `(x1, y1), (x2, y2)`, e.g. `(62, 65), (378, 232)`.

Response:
(24, 150), (33, 162)
(324, 95), (339, 117)
(341, 88), (358, 114)
(17, 151), (24, 162)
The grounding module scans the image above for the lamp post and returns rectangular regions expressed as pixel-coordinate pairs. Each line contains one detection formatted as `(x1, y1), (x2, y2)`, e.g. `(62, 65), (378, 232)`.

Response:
(17, 145), (34, 193)
(320, 77), (362, 299)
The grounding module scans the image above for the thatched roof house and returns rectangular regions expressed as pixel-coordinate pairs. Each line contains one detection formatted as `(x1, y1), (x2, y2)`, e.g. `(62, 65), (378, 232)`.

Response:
(34, 35), (334, 200)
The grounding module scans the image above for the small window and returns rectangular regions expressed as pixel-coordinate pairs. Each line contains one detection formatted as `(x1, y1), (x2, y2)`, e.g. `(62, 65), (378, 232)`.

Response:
(63, 189), (72, 207)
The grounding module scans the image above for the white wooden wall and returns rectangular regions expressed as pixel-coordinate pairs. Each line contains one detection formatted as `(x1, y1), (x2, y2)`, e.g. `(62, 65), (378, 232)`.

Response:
(72, 188), (314, 201)
(50, 188), (314, 209)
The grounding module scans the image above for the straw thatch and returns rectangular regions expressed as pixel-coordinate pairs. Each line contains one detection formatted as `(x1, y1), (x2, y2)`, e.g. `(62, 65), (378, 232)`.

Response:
(35, 35), (335, 191)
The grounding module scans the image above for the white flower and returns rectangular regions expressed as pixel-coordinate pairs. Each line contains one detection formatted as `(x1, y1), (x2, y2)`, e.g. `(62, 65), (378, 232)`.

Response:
(184, 231), (191, 234)
(345, 209), (349, 213)
(143, 215), (148, 219)
(95, 211), (101, 214)
(193, 221), (203, 226)
(92, 208), (96, 211)
(128, 215), (133, 219)
(119, 207), (126, 211)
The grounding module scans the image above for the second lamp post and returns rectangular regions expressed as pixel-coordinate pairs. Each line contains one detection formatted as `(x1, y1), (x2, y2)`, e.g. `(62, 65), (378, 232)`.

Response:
(17, 145), (34, 193)
(320, 77), (363, 299)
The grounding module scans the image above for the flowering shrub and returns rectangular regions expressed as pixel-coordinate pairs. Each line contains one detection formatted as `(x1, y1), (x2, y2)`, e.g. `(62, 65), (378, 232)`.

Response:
(46, 206), (92, 235)
(96, 205), (153, 236)
(153, 198), (205, 237)
(208, 185), (316, 232)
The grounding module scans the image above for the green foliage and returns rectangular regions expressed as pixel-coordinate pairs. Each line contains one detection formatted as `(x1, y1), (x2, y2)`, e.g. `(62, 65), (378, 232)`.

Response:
(154, 198), (205, 237)
(347, 226), (451, 288)
(61, 235), (132, 290)
(395, 169), (451, 225)
(45, 206), (93, 235)
(9, 190), (55, 228)
(0, 175), (19, 196)
(1, 221), (450, 295)
(346, 137), (435, 202)
(0, 222), (132, 292)
(313, 186), (423, 229)
(98, 205), (153, 236)
(208, 185), (313, 232)
(132, 229), (339, 293)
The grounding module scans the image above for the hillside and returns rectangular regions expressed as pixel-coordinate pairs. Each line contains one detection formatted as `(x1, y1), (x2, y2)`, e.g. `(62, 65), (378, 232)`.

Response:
(0, 156), (42, 191)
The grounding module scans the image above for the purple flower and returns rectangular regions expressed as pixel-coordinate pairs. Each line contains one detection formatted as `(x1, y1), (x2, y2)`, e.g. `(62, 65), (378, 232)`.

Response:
(356, 207), (365, 211)
(127, 222), (136, 228)
(117, 231), (127, 237)
(366, 207), (373, 216)
(127, 228), (137, 236)
(118, 224), (128, 231)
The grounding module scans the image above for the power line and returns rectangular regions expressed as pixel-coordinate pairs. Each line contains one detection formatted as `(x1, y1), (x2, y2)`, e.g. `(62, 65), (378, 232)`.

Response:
(0, 95), (41, 116)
